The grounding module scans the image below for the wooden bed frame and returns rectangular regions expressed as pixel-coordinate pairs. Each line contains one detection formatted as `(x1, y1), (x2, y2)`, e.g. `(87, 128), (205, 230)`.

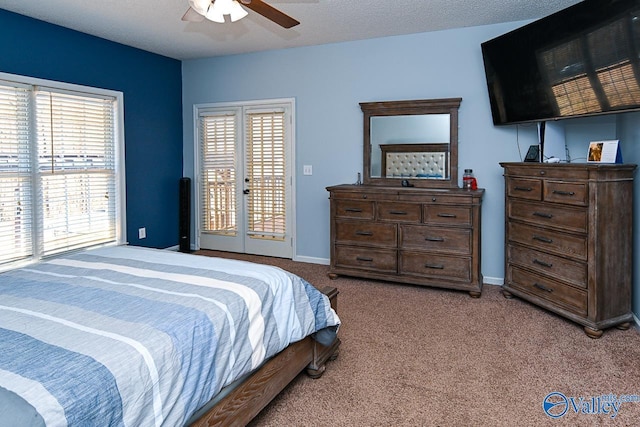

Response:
(190, 286), (341, 426)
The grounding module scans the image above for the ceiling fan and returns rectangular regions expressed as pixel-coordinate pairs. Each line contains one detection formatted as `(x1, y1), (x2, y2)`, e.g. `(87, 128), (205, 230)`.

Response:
(182, 0), (300, 29)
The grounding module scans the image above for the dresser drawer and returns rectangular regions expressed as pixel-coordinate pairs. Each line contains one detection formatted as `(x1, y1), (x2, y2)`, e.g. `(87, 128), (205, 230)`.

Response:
(335, 220), (397, 247)
(414, 194), (474, 205)
(544, 181), (587, 206)
(423, 205), (471, 226)
(506, 178), (542, 201)
(508, 266), (587, 316)
(377, 202), (421, 222)
(508, 244), (587, 288)
(508, 222), (587, 260)
(400, 251), (471, 282)
(334, 245), (397, 273)
(504, 165), (589, 180)
(334, 199), (374, 219)
(508, 199), (587, 233)
(330, 190), (393, 202)
(400, 225), (471, 255)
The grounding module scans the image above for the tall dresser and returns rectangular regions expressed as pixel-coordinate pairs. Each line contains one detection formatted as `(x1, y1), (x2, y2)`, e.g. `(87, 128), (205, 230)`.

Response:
(327, 184), (484, 297)
(500, 162), (636, 338)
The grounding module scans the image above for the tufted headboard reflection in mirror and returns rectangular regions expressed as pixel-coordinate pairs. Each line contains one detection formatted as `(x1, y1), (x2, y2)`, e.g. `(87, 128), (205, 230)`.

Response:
(360, 98), (461, 188)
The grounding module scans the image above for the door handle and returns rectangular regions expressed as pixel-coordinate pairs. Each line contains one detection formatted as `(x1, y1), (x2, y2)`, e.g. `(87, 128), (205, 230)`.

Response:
(243, 189), (250, 194)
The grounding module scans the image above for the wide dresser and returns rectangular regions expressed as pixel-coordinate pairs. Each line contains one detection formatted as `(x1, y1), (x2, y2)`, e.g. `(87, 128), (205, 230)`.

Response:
(327, 184), (484, 297)
(500, 162), (636, 338)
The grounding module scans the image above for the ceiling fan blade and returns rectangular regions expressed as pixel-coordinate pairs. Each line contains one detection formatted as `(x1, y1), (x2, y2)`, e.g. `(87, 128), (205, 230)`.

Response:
(182, 7), (206, 22)
(240, 0), (300, 28)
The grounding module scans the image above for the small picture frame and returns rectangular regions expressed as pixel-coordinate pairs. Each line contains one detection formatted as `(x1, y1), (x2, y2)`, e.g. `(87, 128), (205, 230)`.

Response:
(587, 140), (622, 163)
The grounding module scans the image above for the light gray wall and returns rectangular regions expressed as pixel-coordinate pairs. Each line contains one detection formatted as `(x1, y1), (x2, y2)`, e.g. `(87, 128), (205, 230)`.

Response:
(182, 21), (640, 317)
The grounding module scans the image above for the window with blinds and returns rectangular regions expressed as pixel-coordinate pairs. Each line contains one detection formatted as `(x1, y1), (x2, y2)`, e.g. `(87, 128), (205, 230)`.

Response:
(200, 113), (238, 236)
(0, 77), (121, 267)
(246, 111), (286, 241)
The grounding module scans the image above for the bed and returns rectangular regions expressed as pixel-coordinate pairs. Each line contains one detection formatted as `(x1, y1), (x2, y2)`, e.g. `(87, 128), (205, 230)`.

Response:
(0, 245), (341, 426)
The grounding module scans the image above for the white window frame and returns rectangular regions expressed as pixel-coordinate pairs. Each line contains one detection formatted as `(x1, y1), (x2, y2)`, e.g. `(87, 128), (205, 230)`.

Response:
(0, 72), (126, 271)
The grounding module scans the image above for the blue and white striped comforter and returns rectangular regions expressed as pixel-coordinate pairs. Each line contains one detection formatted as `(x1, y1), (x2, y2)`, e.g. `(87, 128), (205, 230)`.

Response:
(0, 246), (340, 426)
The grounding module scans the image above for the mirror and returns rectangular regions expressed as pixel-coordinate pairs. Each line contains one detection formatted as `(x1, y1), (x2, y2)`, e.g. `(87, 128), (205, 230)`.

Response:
(360, 98), (461, 188)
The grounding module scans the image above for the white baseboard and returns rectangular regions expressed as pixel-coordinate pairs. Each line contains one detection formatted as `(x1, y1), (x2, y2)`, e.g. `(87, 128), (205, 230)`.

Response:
(294, 255), (330, 265)
(483, 276), (504, 286)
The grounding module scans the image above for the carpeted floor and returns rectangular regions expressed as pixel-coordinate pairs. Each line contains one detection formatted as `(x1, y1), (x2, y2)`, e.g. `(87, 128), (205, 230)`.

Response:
(197, 250), (640, 426)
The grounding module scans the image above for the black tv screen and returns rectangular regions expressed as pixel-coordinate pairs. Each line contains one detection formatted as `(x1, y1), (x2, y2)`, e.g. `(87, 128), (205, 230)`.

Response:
(481, 0), (640, 125)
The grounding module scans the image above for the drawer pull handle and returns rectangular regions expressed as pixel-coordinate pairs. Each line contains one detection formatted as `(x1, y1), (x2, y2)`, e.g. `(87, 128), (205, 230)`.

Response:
(533, 259), (553, 268)
(355, 231), (373, 236)
(533, 283), (553, 293)
(533, 212), (553, 219)
(437, 213), (457, 218)
(425, 237), (445, 242)
(424, 263), (444, 270)
(356, 257), (373, 262)
(389, 210), (407, 215)
(345, 208), (363, 213)
(532, 235), (553, 244)
(552, 190), (575, 196)
(514, 186), (533, 192)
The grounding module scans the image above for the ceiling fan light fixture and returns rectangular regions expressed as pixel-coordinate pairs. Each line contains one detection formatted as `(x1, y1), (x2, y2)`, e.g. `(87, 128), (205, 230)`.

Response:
(206, 0), (247, 23)
(184, 0), (298, 28)
(205, 6), (225, 23)
(188, 0), (211, 16)
(229, 1), (249, 22)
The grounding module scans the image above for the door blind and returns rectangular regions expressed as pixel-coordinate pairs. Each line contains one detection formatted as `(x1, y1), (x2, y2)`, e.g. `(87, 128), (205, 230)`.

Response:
(34, 89), (117, 256)
(200, 113), (237, 235)
(0, 83), (32, 264)
(245, 111), (286, 240)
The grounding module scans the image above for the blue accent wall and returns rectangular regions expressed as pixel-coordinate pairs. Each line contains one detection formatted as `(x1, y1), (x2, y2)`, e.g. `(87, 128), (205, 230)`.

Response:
(0, 8), (183, 249)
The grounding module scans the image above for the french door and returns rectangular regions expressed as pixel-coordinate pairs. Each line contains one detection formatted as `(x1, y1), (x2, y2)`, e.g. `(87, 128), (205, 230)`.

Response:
(195, 99), (294, 258)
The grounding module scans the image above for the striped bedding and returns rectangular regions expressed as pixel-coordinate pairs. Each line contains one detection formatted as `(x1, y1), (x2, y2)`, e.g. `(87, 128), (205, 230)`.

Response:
(0, 246), (340, 427)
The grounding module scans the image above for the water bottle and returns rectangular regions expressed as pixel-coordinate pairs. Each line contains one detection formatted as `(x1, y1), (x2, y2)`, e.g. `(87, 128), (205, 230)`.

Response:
(462, 169), (478, 190)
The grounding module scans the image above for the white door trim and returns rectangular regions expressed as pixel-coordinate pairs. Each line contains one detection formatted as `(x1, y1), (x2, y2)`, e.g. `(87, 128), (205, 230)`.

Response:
(192, 98), (296, 258)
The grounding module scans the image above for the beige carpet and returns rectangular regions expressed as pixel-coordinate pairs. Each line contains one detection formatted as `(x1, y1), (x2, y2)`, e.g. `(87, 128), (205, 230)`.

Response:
(197, 251), (640, 426)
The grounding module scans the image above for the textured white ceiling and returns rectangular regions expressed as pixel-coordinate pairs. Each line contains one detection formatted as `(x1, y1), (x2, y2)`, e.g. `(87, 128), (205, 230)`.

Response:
(1, 0), (582, 60)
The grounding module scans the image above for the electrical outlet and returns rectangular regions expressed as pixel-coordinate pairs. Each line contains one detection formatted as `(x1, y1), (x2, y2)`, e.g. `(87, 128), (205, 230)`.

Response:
(138, 227), (146, 239)
(303, 165), (313, 175)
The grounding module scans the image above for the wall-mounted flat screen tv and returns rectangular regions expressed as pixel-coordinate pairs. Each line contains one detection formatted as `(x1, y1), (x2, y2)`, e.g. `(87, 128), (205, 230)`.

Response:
(481, 0), (640, 125)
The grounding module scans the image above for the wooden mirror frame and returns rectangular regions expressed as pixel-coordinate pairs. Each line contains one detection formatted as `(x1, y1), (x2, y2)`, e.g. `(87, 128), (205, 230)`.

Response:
(360, 98), (461, 188)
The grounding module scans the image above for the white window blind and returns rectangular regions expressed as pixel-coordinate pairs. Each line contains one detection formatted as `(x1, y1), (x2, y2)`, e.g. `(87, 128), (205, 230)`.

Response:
(200, 112), (238, 235)
(0, 83), (32, 264)
(0, 77), (120, 267)
(246, 111), (286, 240)
(35, 89), (117, 256)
